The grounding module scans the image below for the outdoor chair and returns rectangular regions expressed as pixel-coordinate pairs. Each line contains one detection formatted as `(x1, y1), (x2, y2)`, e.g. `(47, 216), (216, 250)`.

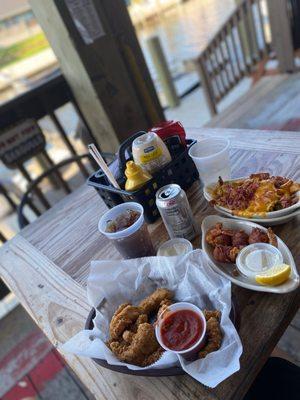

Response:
(0, 232), (9, 299)
(0, 187), (17, 299)
(0, 277), (9, 300)
(0, 183), (19, 213)
(0, 231), (7, 244)
(17, 152), (115, 229)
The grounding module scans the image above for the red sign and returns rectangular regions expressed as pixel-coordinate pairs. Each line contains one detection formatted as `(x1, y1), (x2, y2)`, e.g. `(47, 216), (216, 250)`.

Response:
(0, 119), (45, 169)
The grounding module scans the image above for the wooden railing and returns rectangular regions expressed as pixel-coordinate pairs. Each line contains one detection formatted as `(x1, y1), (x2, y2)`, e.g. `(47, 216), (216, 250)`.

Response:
(195, 0), (272, 115)
(0, 69), (98, 213)
(0, 69), (96, 171)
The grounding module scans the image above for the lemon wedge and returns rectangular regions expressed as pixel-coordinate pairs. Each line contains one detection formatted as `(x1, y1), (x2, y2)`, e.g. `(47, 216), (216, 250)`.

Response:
(255, 264), (291, 286)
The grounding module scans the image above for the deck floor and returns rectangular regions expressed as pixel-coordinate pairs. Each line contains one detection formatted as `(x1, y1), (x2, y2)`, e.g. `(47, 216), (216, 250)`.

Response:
(0, 305), (93, 400)
(207, 73), (300, 130)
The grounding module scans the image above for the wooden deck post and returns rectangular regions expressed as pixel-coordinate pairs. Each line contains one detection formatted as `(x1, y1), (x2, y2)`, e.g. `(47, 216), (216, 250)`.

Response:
(195, 57), (217, 116)
(29, 0), (164, 153)
(266, 0), (295, 73)
(235, 0), (250, 63)
(147, 36), (179, 108)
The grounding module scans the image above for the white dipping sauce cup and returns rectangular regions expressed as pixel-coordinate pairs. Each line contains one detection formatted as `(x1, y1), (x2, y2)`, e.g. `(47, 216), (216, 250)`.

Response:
(98, 202), (155, 259)
(189, 138), (231, 185)
(155, 302), (207, 360)
(157, 238), (193, 257)
(236, 243), (283, 279)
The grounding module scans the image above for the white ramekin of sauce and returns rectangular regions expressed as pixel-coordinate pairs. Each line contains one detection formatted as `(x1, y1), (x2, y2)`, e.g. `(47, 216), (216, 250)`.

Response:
(155, 302), (206, 359)
(236, 243), (283, 278)
(157, 238), (193, 257)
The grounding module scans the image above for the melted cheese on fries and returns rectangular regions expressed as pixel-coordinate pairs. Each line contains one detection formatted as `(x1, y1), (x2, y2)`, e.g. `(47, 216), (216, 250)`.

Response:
(211, 175), (299, 218)
(234, 181), (279, 217)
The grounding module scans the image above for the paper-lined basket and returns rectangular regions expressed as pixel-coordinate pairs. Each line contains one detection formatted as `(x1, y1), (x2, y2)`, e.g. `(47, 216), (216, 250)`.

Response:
(61, 250), (243, 388)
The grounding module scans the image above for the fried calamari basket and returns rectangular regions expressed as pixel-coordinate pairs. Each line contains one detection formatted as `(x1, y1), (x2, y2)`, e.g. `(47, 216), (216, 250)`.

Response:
(60, 250), (242, 388)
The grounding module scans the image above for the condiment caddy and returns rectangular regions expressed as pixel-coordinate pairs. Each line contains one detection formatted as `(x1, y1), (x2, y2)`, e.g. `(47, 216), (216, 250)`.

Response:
(87, 123), (199, 223)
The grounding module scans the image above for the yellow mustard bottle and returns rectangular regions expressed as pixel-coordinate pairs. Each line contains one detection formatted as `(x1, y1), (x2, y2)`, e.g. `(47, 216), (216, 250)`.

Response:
(125, 160), (152, 191)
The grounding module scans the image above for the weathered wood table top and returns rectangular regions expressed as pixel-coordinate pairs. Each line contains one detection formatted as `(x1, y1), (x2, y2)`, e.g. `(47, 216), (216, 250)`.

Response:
(1, 128), (299, 400)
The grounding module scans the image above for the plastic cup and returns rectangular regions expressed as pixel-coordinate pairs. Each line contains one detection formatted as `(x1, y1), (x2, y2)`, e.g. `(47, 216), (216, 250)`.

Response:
(188, 138), (231, 185)
(157, 238), (193, 256)
(155, 302), (207, 360)
(98, 202), (155, 259)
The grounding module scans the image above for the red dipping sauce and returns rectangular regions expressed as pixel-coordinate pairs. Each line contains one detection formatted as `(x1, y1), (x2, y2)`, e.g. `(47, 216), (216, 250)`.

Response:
(160, 309), (203, 351)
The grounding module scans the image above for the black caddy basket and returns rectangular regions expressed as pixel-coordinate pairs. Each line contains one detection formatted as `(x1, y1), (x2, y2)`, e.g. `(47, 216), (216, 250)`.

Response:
(87, 132), (199, 223)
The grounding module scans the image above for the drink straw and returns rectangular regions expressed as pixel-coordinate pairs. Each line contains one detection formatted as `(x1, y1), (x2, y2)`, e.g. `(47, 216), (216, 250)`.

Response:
(88, 144), (120, 189)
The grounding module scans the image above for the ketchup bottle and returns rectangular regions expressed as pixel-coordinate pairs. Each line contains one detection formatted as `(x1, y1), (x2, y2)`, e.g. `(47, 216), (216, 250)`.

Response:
(150, 121), (186, 156)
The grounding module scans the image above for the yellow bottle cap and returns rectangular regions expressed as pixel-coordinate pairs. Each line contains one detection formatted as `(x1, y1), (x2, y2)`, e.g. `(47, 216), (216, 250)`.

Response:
(125, 160), (152, 191)
(125, 160), (142, 178)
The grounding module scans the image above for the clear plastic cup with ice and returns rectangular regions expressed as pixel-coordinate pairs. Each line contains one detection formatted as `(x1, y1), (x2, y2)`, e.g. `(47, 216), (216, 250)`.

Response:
(98, 202), (155, 259)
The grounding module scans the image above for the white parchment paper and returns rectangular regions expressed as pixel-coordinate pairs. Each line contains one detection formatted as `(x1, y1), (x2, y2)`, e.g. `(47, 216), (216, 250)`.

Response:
(61, 249), (243, 388)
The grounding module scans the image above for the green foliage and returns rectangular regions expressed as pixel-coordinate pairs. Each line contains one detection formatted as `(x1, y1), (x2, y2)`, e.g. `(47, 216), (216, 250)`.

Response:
(0, 32), (49, 69)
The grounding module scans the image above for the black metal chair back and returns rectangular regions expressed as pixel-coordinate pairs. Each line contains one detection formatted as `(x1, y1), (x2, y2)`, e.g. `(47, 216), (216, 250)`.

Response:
(0, 232), (10, 300)
(17, 152), (114, 229)
(0, 184), (18, 213)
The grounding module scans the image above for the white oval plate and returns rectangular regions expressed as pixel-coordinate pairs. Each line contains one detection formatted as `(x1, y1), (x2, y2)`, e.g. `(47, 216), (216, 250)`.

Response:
(203, 177), (300, 219)
(201, 215), (299, 293)
(215, 207), (300, 226)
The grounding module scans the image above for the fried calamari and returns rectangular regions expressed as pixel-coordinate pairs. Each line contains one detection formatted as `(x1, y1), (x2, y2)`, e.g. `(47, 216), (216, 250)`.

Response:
(109, 304), (142, 340)
(107, 288), (173, 366)
(203, 309), (222, 321)
(157, 299), (173, 318)
(107, 291), (225, 365)
(110, 323), (163, 367)
(139, 288), (173, 315)
(198, 310), (223, 359)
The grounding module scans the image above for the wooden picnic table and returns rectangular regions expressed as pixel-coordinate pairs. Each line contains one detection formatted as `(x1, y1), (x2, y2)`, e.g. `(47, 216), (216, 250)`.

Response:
(0, 127), (299, 400)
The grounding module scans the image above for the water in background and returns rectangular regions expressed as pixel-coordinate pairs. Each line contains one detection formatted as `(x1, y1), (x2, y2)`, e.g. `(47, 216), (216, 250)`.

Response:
(135, 0), (236, 79)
